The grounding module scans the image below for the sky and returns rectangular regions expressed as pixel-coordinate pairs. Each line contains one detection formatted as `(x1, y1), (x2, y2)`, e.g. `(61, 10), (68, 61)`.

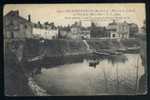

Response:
(4, 4), (146, 27)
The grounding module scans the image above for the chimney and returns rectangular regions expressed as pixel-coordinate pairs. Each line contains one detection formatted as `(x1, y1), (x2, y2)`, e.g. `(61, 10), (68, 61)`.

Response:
(28, 14), (31, 22)
(15, 10), (19, 16)
(38, 21), (41, 25)
(113, 19), (116, 23)
(124, 21), (127, 23)
(11, 10), (19, 16)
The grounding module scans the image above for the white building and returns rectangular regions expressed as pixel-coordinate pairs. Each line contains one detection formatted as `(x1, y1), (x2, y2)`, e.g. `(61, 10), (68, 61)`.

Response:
(32, 22), (58, 39)
(107, 20), (130, 39)
(117, 21), (130, 39)
(69, 21), (90, 39)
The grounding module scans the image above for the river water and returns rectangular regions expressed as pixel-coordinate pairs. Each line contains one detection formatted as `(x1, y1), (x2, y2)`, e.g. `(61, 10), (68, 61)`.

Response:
(33, 54), (144, 95)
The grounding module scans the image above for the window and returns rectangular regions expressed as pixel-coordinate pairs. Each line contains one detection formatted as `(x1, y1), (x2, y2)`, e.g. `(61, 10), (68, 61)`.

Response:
(24, 24), (27, 29)
(11, 32), (14, 39)
(112, 34), (115, 37)
(9, 21), (14, 25)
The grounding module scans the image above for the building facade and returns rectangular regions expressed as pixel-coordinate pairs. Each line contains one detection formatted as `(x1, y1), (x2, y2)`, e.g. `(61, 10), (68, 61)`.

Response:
(117, 21), (130, 39)
(69, 21), (91, 39)
(4, 10), (59, 40)
(107, 20), (130, 39)
(91, 26), (110, 39)
(3, 10), (33, 39)
(32, 22), (58, 40)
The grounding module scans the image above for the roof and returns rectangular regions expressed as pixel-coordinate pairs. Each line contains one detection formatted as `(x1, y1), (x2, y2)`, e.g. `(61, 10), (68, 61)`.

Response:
(4, 10), (32, 25)
(108, 20), (117, 26)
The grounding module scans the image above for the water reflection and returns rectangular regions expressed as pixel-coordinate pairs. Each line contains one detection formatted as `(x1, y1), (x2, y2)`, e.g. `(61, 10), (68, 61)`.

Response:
(88, 54), (128, 68)
(34, 54), (144, 95)
(107, 54), (128, 65)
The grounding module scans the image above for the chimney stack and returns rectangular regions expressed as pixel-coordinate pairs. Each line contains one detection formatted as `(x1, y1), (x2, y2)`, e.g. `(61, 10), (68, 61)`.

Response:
(28, 14), (31, 22)
(15, 10), (19, 16)
(11, 10), (19, 16)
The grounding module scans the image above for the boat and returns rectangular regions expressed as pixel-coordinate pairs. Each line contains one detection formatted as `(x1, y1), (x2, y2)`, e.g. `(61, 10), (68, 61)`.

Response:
(117, 47), (140, 53)
(93, 49), (122, 57)
(89, 60), (99, 68)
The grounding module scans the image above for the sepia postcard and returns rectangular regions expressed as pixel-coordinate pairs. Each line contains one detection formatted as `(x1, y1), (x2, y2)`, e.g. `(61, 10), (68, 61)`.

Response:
(3, 3), (147, 96)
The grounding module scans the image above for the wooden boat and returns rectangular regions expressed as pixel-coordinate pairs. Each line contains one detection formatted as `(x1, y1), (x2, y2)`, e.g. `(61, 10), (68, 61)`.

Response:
(117, 47), (140, 53)
(89, 60), (99, 68)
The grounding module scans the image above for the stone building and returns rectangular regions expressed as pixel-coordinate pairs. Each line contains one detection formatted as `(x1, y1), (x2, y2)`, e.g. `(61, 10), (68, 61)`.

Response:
(58, 26), (71, 39)
(66, 21), (81, 39)
(107, 20), (130, 39)
(4, 10), (58, 40)
(70, 21), (81, 34)
(117, 21), (130, 39)
(69, 21), (91, 39)
(91, 22), (110, 39)
(3, 10), (33, 40)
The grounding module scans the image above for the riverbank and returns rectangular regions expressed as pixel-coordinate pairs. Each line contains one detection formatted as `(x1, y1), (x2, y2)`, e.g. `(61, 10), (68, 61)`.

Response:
(4, 38), (144, 96)
(87, 38), (140, 51)
(23, 38), (140, 59)
(5, 38), (141, 74)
